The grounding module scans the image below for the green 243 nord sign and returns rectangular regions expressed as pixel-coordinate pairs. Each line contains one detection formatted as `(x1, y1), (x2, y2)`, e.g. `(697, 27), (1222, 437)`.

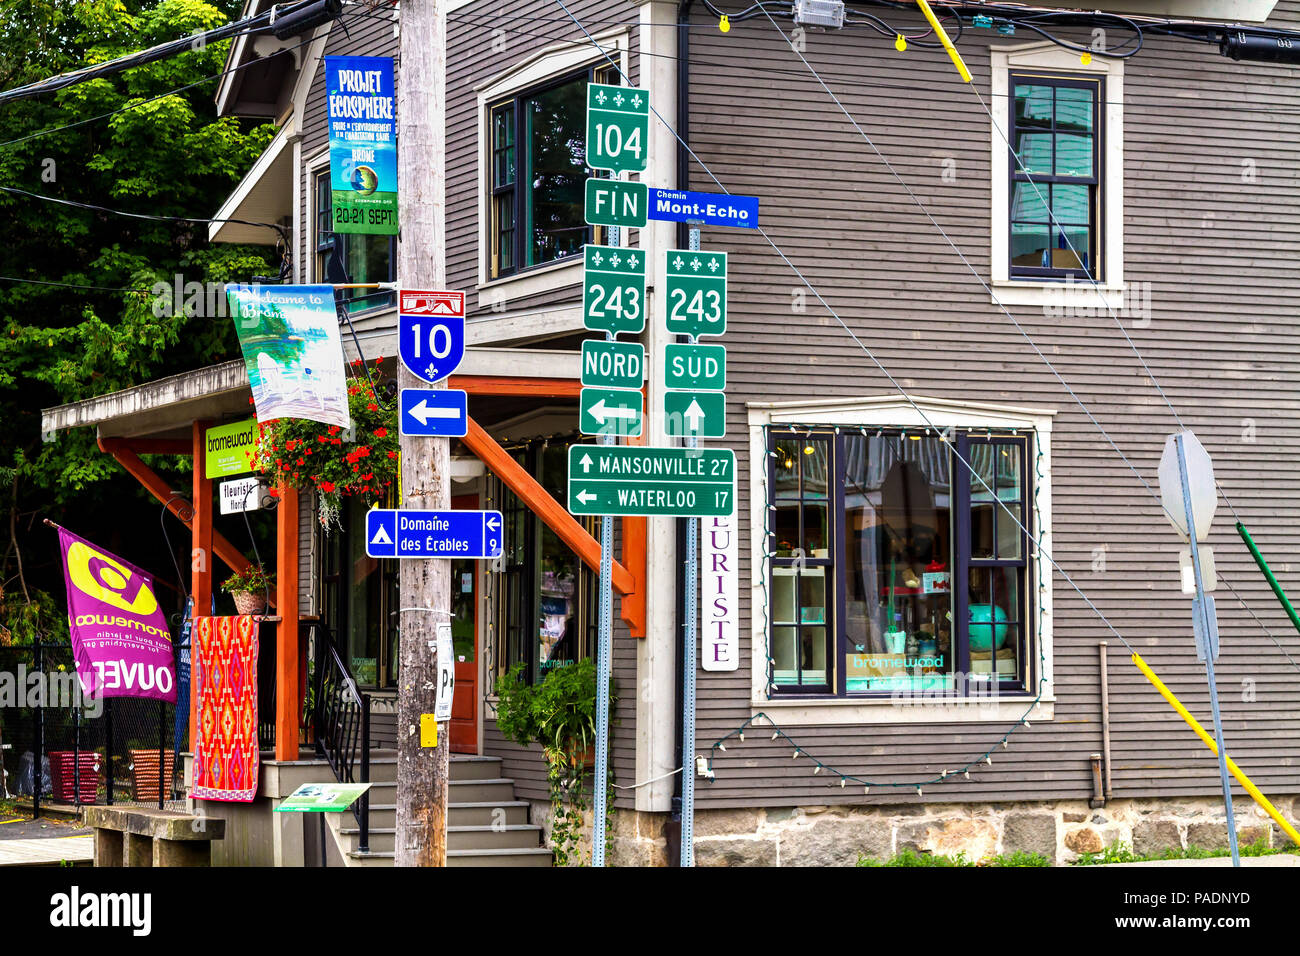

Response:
(567, 446), (735, 518)
(664, 250), (726, 337)
(585, 83), (648, 174)
(583, 244), (645, 334)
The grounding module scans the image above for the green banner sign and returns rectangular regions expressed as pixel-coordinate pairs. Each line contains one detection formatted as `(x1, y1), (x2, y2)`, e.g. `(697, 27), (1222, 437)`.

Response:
(585, 83), (648, 174)
(580, 387), (643, 438)
(204, 418), (259, 479)
(275, 782), (372, 813)
(582, 340), (645, 390)
(665, 249), (727, 337)
(664, 391), (727, 439)
(568, 446), (735, 517)
(585, 178), (648, 228)
(325, 56), (398, 235)
(664, 342), (726, 391)
(583, 244), (646, 334)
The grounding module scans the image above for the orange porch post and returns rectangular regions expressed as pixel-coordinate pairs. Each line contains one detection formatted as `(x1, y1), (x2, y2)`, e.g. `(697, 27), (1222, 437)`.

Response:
(275, 484), (300, 760)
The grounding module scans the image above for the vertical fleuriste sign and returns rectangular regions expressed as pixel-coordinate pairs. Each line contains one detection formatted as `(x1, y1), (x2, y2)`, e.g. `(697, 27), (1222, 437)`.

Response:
(701, 514), (739, 671)
(226, 284), (350, 429)
(325, 55), (398, 235)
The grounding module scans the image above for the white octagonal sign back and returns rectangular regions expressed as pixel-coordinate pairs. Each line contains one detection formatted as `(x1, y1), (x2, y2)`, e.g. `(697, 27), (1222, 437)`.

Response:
(1158, 431), (1216, 542)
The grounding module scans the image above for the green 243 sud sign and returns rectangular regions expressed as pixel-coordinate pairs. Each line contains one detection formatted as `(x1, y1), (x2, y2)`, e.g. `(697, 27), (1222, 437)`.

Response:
(205, 419), (259, 479)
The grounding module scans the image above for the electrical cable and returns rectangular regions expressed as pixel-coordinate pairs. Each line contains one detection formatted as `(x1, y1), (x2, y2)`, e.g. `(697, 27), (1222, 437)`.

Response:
(0, 275), (155, 295)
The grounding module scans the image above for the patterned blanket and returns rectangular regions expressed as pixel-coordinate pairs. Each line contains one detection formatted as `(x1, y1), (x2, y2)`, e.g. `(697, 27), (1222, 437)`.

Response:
(191, 616), (260, 802)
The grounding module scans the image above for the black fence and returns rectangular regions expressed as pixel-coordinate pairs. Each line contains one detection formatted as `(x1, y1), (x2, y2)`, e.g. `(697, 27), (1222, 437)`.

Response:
(0, 642), (186, 814)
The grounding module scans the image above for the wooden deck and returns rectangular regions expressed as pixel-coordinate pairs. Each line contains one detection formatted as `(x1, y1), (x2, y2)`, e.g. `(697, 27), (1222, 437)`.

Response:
(0, 835), (93, 867)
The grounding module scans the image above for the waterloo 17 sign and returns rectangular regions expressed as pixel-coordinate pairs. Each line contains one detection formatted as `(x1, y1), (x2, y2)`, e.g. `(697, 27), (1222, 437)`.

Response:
(583, 244), (645, 334)
(585, 83), (649, 174)
(568, 446), (735, 518)
(585, 178), (648, 228)
(665, 249), (727, 336)
(325, 56), (397, 235)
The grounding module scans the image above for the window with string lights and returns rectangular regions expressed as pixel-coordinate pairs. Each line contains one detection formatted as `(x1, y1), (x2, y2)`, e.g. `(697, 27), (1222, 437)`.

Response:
(765, 425), (1039, 701)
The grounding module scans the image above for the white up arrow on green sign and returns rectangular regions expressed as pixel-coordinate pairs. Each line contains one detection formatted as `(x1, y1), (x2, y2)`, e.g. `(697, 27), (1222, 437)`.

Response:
(664, 342), (725, 391)
(580, 387), (643, 438)
(664, 390), (726, 439)
(583, 244), (645, 334)
(585, 178), (647, 229)
(585, 83), (648, 174)
(582, 340), (645, 390)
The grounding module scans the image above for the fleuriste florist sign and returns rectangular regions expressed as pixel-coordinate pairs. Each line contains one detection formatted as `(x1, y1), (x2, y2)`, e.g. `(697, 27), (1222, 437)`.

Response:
(226, 284), (350, 429)
(57, 526), (177, 702)
(325, 55), (397, 235)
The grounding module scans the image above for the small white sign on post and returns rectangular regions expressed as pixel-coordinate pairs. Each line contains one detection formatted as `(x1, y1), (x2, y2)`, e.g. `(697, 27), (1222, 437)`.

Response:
(218, 476), (267, 515)
(700, 514), (738, 671)
(434, 622), (455, 721)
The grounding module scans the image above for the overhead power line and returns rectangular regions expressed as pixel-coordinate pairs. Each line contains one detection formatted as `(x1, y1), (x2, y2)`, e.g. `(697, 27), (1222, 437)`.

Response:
(0, 186), (287, 240)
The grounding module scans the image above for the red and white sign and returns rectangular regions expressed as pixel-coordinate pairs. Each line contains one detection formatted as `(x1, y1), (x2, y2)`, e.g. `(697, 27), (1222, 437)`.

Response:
(400, 289), (464, 317)
(701, 514), (739, 671)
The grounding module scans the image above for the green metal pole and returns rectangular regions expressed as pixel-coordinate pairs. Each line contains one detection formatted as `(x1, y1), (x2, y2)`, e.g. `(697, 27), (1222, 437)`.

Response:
(1236, 521), (1300, 636)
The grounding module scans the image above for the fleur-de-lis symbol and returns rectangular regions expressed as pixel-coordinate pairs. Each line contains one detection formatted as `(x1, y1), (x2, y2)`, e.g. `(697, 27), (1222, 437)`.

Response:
(672, 255), (685, 270)
(627, 254), (640, 269)
(690, 257), (702, 272)
(632, 93), (643, 108)
(425, 363), (438, 379)
(613, 92), (625, 107)
(595, 90), (608, 104)
(707, 258), (720, 273)
(592, 251), (605, 266)
(610, 253), (622, 268)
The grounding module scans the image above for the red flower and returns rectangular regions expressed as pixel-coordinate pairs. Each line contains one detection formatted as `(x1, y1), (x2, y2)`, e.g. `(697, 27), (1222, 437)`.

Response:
(361, 473), (373, 481)
(373, 427), (388, 438)
(296, 457), (305, 466)
(353, 465), (360, 473)
(268, 488), (280, 498)
(317, 435), (327, 443)
(328, 426), (340, 436)
(285, 440), (296, 451)
(248, 396), (254, 405)
(387, 451), (398, 459)
(357, 446), (370, 457)
(366, 403), (379, 412)
(320, 481), (336, 493)
(332, 438), (342, 445)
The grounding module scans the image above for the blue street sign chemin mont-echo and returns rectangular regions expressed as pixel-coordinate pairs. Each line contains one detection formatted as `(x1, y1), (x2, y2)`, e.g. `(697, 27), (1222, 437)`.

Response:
(647, 188), (759, 230)
(366, 509), (504, 560)
(400, 388), (468, 437)
(398, 289), (465, 384)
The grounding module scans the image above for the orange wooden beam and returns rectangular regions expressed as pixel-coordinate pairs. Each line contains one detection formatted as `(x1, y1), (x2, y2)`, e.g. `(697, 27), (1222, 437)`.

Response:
(274, 483), (300, 761)
(461, 416), (635, 595)
(450, 375), (582, 399)
(620, 385), (648, 637)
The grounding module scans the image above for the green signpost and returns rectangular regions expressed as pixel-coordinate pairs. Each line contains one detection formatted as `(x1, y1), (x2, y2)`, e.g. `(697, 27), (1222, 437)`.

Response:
(583, 244), (646, 334)
(664, 390), (726, 439)
(567, 445), (735, 517)
(204, 418), (259, 479)
(664, 342), (726, 391)
(665, 249), (727, 336)
(580, 386), (643, 438)
(585, 178), (648, 228)
(585, 83), (649, 174)
(582, 340), (645, 390)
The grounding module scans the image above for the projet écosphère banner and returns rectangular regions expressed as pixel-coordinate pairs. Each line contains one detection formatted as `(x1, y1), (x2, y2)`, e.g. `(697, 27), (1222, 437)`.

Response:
(325, 55), (398, 235)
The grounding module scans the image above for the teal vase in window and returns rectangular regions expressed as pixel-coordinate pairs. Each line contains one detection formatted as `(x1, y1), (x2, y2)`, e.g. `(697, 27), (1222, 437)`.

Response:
(968, 604), (1009, 651)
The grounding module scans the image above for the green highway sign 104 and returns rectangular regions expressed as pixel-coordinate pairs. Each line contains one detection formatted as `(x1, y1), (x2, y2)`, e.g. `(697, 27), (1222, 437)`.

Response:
(664, 342), (725, 391)
(580, 386), (643, 438)
(568, 445), (735, 518)
(664, 390), (726, 439)
(582, 340), (645, 390)
(585, 178), (647, 228)
(585, 83), (649, 174)
(583, 244), (646, 334)
(665, 249), (727, 337)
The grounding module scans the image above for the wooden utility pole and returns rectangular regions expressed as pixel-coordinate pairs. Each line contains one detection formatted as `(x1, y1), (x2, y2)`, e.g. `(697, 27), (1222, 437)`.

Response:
(395, 0), (450, 867)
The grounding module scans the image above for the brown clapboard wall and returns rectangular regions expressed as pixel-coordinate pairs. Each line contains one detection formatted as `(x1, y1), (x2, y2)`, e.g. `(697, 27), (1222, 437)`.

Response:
(684, 3), (1300, 809)
(294, 2), (642, 806)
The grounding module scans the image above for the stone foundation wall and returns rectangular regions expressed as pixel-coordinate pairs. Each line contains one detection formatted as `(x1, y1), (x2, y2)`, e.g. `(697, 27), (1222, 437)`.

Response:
(598, 796), (1299, 866)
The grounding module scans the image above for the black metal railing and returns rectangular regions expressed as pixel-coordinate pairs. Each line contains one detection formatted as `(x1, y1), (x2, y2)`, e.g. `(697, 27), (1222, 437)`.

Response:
(312, 628), (371, 853)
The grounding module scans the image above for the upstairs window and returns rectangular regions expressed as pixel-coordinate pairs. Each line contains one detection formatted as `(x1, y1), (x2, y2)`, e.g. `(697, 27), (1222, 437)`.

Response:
(315, 171), (395, 313)
(1008, 73), (1102, 281)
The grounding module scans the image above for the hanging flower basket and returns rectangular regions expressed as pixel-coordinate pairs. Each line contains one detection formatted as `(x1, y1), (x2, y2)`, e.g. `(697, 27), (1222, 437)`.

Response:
(248, 359), (400, 530)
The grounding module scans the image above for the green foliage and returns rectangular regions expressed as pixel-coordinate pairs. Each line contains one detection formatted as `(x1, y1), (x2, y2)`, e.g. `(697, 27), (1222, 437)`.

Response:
(219, 563), (273, 595)
(0, 1), (277, 637)
(857, 848), (1050, 867)
(1073, 835), (1293, 866)
(984, 850), (1051, 867)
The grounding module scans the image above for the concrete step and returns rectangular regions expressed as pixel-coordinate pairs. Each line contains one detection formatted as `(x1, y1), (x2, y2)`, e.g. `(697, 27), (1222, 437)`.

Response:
(449, 755), (504, 781)
(340, 827), (395, 854)
(448, 824), (544, 852)
(448, 847), (553, 867)
(449, 801), (530, 827)
(448, 778), (517, 803)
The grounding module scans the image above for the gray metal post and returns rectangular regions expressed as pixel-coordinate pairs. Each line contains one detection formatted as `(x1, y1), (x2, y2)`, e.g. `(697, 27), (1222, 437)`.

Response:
(680, 221), (703, 867)
(1175, 433), (1239, 866)
(591, 223), (619, 866)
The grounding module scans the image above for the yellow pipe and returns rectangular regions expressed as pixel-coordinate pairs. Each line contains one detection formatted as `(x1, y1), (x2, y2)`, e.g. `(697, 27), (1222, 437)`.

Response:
(915, 0), (972, 83)
(1132, 653), (1300, 847)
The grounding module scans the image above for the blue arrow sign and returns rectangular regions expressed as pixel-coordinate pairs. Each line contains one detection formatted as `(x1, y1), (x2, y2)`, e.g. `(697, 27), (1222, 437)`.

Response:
(399, 312), (465, 384)
(365, 509), (504, 560)
(400, 388), (468, 437)
(647, 188), (759, 229)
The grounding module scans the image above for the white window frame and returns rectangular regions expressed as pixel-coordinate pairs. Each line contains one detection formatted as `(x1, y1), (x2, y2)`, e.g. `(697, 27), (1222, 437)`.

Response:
(747, 395), (1058, 726)
(475, 28), (630, 306)
(990, 41), (1124, 310)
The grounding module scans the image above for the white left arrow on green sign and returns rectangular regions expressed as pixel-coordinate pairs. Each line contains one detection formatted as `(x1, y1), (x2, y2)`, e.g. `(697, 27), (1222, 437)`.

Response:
(580, 386), (642, 438)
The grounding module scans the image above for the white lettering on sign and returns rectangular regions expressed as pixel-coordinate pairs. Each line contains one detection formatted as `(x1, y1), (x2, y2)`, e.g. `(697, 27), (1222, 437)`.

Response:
(701, 514), (738, 671)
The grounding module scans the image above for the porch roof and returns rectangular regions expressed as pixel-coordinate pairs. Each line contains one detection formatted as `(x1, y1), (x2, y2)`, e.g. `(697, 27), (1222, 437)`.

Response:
(40, 347), (581, 442)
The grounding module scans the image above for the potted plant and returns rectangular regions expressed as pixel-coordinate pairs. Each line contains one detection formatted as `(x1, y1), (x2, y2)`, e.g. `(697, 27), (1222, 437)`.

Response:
(494, 659), (613, 865)
(249, 360), (400, 530)
(220, 565), (275, 616)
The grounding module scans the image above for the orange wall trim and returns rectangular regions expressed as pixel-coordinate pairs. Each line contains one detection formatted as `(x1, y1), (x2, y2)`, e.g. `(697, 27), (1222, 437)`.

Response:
(461, 416), (636, 596)
(451, 375), (582, 399)
(275, 483), (301, 760)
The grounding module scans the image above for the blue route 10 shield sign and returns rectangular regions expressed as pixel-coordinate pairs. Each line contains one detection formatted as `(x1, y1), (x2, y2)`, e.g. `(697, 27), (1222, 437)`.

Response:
(398, 289), (466, 384)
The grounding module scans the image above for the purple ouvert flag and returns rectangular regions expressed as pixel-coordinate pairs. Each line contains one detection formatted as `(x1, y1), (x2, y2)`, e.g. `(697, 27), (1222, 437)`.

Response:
(57, 527), (178, 703)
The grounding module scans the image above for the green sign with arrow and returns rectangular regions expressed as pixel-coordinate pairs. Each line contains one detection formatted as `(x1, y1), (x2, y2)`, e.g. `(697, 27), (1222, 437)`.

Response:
(583, 244), (646, 334)
(580, 387), (643, 438)
(665, 249), (727, 337)
(568, 446), (735, 518)
(664, 391), (726, 439)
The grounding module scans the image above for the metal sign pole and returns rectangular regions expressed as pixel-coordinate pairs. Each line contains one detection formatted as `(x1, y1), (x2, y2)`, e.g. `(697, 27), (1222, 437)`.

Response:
(1175, 433), (1239, 866)
(591, 223), (619, 867)
(680, 221), (703, 867)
